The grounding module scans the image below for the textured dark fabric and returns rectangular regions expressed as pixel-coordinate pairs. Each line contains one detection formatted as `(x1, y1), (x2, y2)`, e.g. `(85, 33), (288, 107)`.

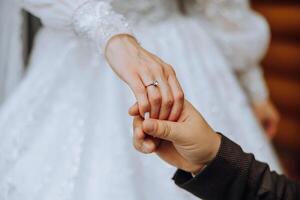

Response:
(173, 134), (300, 200)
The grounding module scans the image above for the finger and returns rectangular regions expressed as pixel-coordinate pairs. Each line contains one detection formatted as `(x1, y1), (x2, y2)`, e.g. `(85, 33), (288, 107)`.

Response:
(133, 127), (147, 153)
(128, 76), (150, 117)
(149, 66), (173, 120)
(133, 116), (146, 150)
(157, 77), (174, 120)
(133, 117), (157, 153)
(167, 72), (184, 121)
(147, 86), (161, 119)
(133, 116), (144, 132)
(129, 102), (156, 117)
(139, 67), (161, 119)
(133, 129), (160, 154)
(142, 119), (180, 141)
(141, 137), (158, 154)
(129, 102), (139, 116)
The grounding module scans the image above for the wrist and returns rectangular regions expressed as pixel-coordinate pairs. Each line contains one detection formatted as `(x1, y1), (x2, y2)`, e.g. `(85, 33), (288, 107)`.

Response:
(190, 165), (206, 176)
(105, 34), (139, 56)
(207, 132), (222, 163)
(105, 34), (141, 68)
(187, 133), (221, 175)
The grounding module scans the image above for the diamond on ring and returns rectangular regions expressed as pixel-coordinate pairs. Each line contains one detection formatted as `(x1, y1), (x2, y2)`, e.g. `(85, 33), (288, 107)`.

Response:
(146, 80), (159, 88)
(153, 80), (159, 86)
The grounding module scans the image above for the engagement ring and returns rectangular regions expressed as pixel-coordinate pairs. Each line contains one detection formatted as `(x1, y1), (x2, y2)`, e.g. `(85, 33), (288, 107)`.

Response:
(146, 80), (159, 88)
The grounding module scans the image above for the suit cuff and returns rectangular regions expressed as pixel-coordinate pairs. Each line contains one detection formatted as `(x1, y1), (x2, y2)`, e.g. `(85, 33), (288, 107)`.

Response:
(173, 134), (251, 199)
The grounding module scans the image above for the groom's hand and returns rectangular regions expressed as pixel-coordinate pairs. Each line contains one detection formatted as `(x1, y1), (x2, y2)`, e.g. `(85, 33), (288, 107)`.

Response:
(129, 100), (221, 174)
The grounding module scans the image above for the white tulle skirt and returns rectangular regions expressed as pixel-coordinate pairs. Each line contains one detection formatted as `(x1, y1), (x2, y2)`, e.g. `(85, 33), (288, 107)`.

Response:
(0, 16), (281, 200)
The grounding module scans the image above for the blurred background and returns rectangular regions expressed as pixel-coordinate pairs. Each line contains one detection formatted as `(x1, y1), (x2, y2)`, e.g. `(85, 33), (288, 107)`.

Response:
(253, 0), (300, 180)
(4, 0), (300, 181)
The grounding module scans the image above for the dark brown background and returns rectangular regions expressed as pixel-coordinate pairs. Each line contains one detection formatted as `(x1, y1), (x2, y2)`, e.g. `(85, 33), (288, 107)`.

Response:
(253, 0), (300, 180)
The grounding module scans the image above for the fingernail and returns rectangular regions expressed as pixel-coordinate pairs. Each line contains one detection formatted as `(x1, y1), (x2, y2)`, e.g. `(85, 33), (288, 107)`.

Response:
(144, 112), (150, 120)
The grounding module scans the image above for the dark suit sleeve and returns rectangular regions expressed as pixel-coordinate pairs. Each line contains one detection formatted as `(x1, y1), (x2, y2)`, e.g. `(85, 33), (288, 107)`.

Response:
(173, 134), (300, 200)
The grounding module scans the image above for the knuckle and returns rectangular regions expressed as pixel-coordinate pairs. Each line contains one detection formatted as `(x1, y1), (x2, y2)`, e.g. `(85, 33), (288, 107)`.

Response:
(163, 97), (174, 108)
(150, 94), (162, 105)
(140, 102), (150, 111)
(175, 91), (184, 102)
(160, 123), (171, 139)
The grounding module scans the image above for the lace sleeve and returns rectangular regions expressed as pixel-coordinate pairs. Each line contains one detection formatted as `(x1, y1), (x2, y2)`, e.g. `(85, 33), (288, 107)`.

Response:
(196, 0), (270, 103)
(16, 0), (133, 53)
(72, 1), (133, 51)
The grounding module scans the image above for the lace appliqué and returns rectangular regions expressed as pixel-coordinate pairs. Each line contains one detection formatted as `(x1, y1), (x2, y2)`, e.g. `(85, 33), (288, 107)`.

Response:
(72, 0), (133, 52)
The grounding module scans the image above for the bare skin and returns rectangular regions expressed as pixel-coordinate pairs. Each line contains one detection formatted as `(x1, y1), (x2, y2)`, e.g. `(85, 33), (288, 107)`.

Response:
(105, 34), (184, 121)
(129, 100), (221, 174)
(253, 100), (280, 139)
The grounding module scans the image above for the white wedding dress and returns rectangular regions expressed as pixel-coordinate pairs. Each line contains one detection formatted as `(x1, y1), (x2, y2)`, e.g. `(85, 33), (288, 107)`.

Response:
(0, 0), (282, 199)
(0, 0), (24, 105)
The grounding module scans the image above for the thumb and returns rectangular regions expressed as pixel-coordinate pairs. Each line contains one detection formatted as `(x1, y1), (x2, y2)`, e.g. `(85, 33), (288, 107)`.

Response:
(143, 119), (180, 141)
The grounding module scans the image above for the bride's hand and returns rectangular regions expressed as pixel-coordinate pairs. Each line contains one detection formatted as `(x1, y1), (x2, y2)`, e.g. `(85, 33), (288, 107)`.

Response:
(105, 34), (184, 121)
(253, 99), (280, 139)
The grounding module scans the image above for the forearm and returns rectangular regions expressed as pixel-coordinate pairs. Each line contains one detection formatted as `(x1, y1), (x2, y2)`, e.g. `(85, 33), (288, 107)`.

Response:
(173, 135), (300, 200)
